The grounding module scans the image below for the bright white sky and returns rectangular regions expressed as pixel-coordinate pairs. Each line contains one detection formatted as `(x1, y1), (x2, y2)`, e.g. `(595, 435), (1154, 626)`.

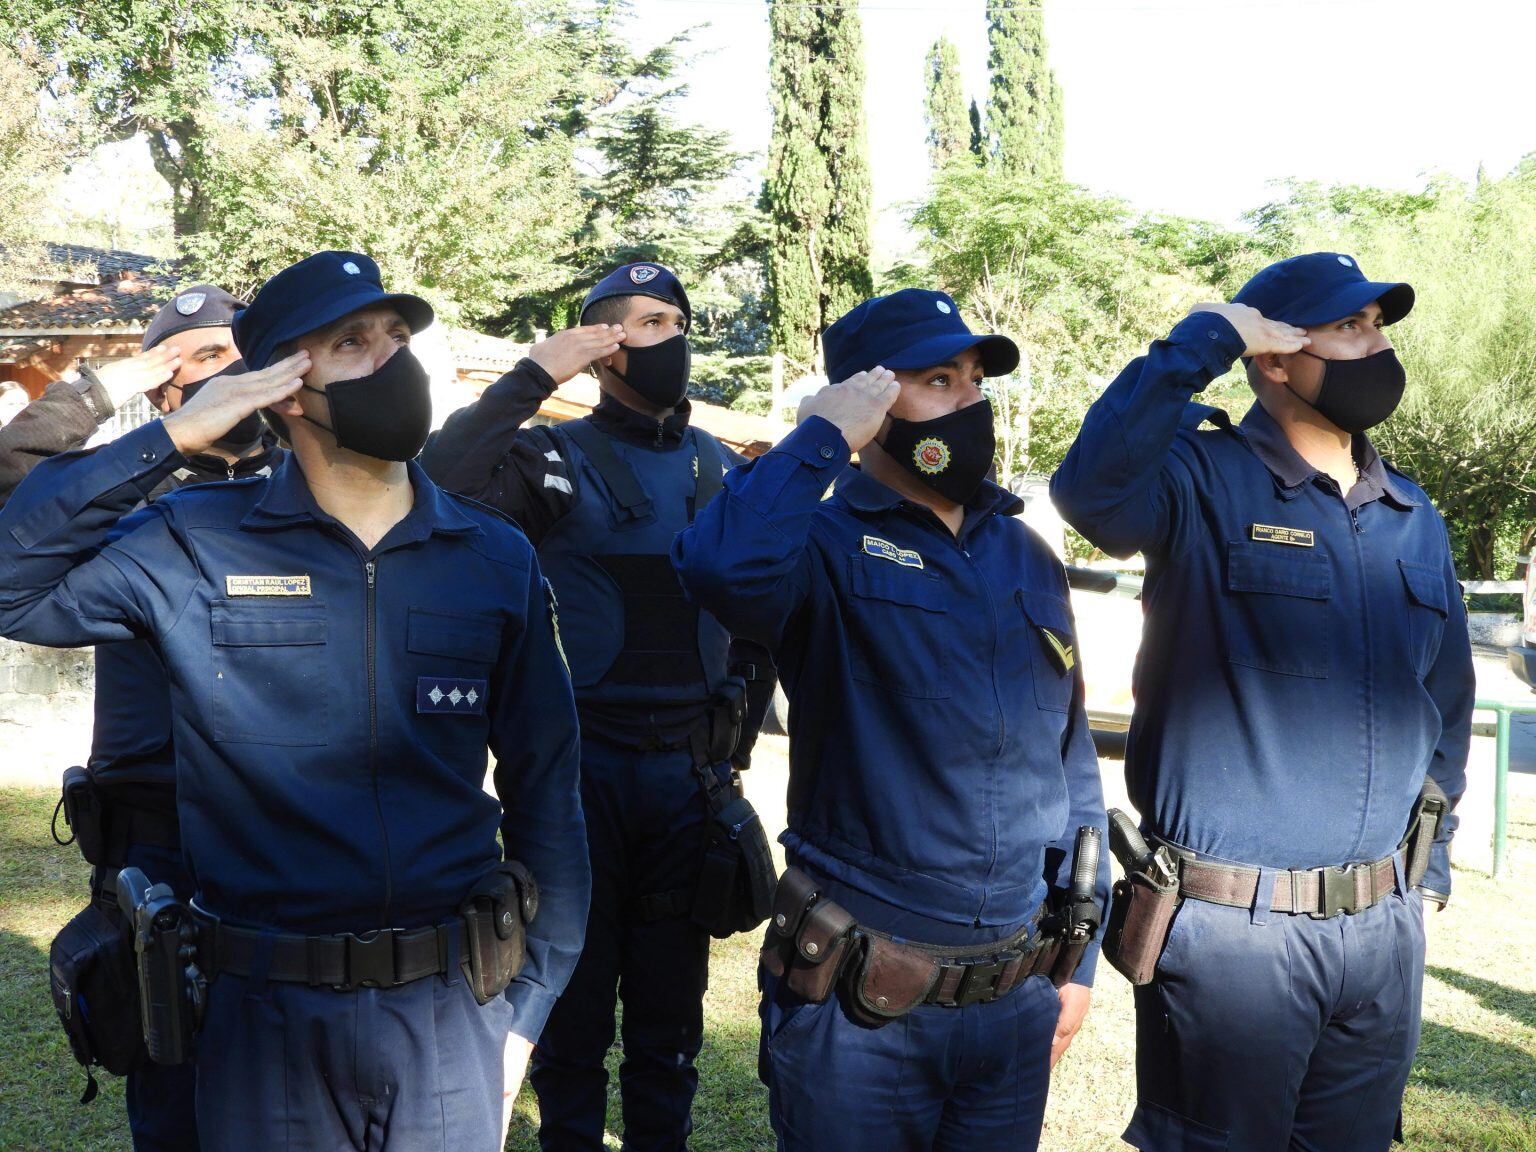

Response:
(640, 0), (1536, 264)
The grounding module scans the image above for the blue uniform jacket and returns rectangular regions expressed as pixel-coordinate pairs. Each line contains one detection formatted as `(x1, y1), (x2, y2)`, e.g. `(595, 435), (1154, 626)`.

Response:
(0, 421), (590, 1037)
(1050, 314), (1473, 899)
(673, 417), (1109, 980)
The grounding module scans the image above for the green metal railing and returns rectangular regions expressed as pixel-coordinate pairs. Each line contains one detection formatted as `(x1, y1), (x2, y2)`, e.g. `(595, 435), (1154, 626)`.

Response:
(1474, 697), (1536, 878)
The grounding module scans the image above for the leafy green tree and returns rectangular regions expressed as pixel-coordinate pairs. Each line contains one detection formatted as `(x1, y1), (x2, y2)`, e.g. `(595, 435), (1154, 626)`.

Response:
(0, 45), (77, 290)
(765, 0), (873, 374)
(924, 37), (971, 172)
(984, 1), (1064, 180)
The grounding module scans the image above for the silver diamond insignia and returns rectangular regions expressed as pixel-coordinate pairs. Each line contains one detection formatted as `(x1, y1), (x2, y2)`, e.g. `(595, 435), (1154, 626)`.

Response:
(465, 688), (478, 705)
(448, 688), (463, 705)
(428, 686), (444, 704)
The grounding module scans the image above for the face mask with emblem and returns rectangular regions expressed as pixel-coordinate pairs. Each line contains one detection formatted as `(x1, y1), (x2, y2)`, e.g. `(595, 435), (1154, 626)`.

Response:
(877, 398), (996, 505)
(1286, 347), (1405, 434)
(169, 360), (265, 454)
(608, 334), (691, 409)
(298, 346), (433, 462)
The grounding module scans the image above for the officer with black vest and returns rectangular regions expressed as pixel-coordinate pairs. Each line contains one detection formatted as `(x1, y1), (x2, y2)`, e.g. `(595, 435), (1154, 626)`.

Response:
(0, 285), (279, 1152)
(422, 262), (775, 1152)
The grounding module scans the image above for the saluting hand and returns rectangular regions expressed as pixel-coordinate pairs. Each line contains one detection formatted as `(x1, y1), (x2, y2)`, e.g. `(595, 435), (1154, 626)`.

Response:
(796, 367), (900, 453)
(162, 351), (310, 458)
(1188, 302), (1310, 358)
(528, 324), (627, 386)
(92, 345), (182, 410)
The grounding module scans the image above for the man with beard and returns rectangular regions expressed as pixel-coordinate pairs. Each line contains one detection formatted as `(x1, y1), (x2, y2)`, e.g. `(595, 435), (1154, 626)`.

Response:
(672, 289), (1109, 1152)
(1051, 253), (1473, 1151)
(0, 251), (589, 1151)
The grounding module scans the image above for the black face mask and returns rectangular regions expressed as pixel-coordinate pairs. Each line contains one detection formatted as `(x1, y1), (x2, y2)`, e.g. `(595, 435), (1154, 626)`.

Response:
(298, 347), (433, 462)
(609, 334), (690, 409)
(1288, 347), (1406, 434)
(171, 360), (267, 455)
(877, 399), (996, 505)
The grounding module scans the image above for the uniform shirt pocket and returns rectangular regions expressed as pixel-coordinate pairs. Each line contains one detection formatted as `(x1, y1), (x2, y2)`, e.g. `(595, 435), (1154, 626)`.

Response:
(844, 556), (950, 699)
(1223, 541), (1332, 679)
(1016, 589), (1076, 713)
(1398, 559), (1448, 679)
(210, 601), (329, 746)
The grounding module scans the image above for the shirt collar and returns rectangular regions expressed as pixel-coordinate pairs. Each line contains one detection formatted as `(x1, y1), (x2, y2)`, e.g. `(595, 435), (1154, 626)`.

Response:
(242, 456), (482, 543)
(589, 391), (691, 447)
(834, 467), (1024, 522)
(1237, 402), (1419, 509)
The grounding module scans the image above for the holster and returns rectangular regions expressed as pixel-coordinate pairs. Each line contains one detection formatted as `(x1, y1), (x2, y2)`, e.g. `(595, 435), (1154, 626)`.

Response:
(691, 763), (777, 939)
(117, 868), (203, 1067)
(58, 766), (107, 866)
(459, 861), (539, 1006)
(1102, 871), (1180, 986)
(761, 868), (855, 1003)
(1402, 776), (1449, 890)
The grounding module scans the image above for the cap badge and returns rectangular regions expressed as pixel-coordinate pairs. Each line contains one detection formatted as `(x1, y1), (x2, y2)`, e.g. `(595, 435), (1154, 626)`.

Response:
(629, 266), (660, 284)
(174, 292), (206, 316)
(342, 261), (361, 275)
(935, 300), (953, 314)
(1337, 256), (1353, 267)
(913, 437), (951, 475)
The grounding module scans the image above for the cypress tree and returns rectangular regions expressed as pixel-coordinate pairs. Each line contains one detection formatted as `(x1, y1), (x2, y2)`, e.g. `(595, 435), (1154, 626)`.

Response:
(765, 0), (873, 370)
(985, 1), (1064, 179)
(924, 36), (970, 171)
(969, 98), (985, 159)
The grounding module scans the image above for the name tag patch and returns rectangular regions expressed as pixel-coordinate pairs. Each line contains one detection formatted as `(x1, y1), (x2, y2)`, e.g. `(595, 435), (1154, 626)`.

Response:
(1038, 626), (1076, 674)
(862, 535), (924, 569)
(225, 575), (312, 596)
(417, 677), (488, 716)
(1250, 524), (1314, 548)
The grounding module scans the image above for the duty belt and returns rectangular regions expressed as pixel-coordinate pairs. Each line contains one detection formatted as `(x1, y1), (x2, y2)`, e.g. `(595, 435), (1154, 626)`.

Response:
(861, 922), (1057, 1008)
(1157, 841), (1399, 920)
(192, 906), (471, 991)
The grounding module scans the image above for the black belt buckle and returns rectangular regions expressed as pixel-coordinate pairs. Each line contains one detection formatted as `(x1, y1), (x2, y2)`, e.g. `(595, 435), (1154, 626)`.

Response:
(341, 930), (401, 989)
(954, 958), (1006, 1007)
(1312, 865), (1360, 920)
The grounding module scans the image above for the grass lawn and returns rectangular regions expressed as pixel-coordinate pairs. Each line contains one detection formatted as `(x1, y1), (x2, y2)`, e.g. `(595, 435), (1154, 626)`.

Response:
(2, 783), (1533, 1151)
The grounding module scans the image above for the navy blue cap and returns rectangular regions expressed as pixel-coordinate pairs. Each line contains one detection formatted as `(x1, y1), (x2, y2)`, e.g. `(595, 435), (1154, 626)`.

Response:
(232, 251), (434, 371)
(823, 289), (1020, 385)
(580, 263), (691, 329)
(141, 285), (242, 351)
(1233, 252), (1414, 328)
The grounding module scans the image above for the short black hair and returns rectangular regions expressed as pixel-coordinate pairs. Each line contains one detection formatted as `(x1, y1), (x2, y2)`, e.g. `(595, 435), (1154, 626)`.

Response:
(582, 294), (633, 328)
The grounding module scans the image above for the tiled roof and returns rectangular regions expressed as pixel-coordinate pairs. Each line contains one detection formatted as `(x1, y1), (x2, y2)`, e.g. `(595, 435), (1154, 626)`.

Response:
(443, 325), (530, 373)
(0, 279), (164, 333)
(41, 243), (168, 285)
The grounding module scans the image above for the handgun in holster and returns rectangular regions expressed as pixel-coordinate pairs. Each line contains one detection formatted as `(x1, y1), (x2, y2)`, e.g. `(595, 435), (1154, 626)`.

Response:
(706, 675), (748, 766)
(459, 861), (539, 1005)
(1402, 776), (1449, 891)
(115, 867), (205, 1065)
(1045, 826), (1103, 986)
(1101, 809), (1181, 986)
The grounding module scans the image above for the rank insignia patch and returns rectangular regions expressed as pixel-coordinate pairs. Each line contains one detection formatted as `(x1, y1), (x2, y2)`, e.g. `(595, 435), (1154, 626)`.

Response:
(225, 575), (312, 596)
(1250, 524), (1315, 548)
(913, 437), (951, 475)
(862, 535), (924, 569)
(1039, 626), (1075, 675)
(417, 677), (488, 716)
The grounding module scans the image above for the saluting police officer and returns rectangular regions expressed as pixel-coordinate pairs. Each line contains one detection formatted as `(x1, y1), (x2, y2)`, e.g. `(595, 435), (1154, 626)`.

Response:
(423, 263), (774, 1152)
(0, 251), (590, 1152)
(673, 289), (1111, 1152)
(1051, 254), (1473, 1151)
(0, 286), (276, 1152)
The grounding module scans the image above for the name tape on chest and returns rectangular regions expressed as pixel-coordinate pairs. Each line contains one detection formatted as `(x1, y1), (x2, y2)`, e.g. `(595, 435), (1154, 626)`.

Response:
(416, 677), (488, 716)
(1250, 524), (1315, 548)
(862, 535), (924, 570)
(225, 575), (312, 597)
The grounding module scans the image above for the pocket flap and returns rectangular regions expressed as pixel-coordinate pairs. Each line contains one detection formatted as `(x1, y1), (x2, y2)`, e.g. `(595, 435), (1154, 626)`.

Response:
(210, 602), (327, 647)
(1398, 560), (1448, 616)
(849, 557), (946, 612)
(407, 607), (501, 662)
(797, 897), (855, 965)
(1226, 541), (1331, 600)
(853, 936), (937, 1018)
(1017, 590), (1074, 637)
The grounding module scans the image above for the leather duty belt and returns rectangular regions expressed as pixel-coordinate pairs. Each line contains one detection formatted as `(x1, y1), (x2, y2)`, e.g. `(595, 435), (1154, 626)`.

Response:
(1166, 848), (1398, 920)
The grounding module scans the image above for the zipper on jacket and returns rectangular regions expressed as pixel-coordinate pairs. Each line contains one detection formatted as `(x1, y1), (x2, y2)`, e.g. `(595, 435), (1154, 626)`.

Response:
(365, 559), (393, 925)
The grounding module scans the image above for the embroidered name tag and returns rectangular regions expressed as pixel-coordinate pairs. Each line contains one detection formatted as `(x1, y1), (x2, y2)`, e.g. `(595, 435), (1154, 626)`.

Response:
(1038, 626), (1075, 674)
(225, 575), (312, 596)
(862, 535), (924, 569)
(417, 677), (488, 716)
(1250, 524), (1314, 548)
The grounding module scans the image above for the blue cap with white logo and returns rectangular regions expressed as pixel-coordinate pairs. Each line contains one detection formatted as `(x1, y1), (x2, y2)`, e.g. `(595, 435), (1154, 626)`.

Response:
(580, 263), (692, 329)
(1232, 252), (1414, 328)
(232, 251), (435, 371)
(822, 289), (1020, 385)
